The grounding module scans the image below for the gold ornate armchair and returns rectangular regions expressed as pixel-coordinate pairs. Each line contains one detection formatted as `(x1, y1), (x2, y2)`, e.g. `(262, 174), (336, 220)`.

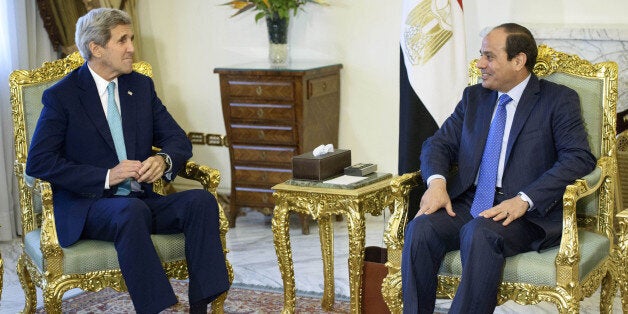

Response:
(382, 45), (619, 313)
(9, 52), (233, 313)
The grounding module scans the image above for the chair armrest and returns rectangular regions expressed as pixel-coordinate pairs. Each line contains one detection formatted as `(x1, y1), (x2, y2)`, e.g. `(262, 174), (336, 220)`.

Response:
(177, 160), (221, 195)
(555, 156), (615, 286)
(382, 171), (422, 313)
(14, 162), (64, 267)
(384, 171), (422, 247)
(33, 180), (64, 256)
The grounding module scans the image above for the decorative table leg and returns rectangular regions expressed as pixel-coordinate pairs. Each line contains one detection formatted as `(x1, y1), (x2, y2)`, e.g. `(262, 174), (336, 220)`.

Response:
(318, 215), (335, 310)
(346, 205), (366, 314)
(271, 199), (296, 314)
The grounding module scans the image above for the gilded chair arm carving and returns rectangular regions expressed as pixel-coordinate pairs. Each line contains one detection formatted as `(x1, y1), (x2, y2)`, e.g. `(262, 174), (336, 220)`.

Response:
(34, 180), (65, 273)
(179, 160), (221, 194)
(14, 162), (36, 234)
(383, 170), (421, 313)
(556, 156), (614, 287)
(385, 171), (422, 247)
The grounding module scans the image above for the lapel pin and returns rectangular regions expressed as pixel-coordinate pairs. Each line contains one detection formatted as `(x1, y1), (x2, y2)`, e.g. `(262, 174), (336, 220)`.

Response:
(128, 91), (133, 96)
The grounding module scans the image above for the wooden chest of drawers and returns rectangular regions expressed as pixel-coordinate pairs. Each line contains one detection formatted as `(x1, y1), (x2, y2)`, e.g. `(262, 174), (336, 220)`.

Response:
(214, 63), (342, 231)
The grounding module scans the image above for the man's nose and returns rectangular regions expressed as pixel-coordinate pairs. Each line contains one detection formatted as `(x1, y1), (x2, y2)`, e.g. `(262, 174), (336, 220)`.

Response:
(476, 57), (487, 69)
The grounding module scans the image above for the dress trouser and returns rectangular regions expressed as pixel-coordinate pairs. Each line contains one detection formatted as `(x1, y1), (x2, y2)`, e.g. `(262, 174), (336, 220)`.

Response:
(82, 189), (230, 314)
(401, 188), (544, 314)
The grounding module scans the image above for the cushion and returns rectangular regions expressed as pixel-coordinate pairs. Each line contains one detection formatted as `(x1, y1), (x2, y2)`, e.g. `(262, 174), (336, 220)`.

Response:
(438, 230), (609, 285)
(25, 229), (186, 274)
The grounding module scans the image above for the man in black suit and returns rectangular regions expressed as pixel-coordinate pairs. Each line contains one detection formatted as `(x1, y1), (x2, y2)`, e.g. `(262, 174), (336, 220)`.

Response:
(401, 23), (596, 313)
(26, 8), (229, 314)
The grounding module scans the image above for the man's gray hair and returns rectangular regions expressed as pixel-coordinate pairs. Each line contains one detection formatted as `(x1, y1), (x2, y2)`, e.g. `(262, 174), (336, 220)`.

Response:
(75, 8), (132, 60)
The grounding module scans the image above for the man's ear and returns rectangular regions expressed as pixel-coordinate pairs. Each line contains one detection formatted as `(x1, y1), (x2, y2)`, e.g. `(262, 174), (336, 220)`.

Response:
(89, 41), (101, 58)
(514, 52), (527, 71)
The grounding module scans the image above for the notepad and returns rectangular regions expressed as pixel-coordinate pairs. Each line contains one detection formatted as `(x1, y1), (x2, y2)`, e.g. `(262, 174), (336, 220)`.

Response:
(323, 175), (368, 185)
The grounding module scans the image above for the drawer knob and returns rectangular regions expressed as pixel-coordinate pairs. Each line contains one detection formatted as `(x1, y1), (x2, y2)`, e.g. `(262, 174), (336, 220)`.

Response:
(261, 151), (267, 160)
(322, 82), (327, 91)
(258, 130), (265, 139)
(262, 173), (268, 181)
(257, 108), (264, 118)
(256, 86), (263, 95)
(262, 194), (269, 203)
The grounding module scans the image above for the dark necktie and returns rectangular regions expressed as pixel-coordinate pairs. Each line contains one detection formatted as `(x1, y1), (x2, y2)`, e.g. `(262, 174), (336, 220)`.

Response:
(106, 82), (131, 195)
(470, 94), (512, 217)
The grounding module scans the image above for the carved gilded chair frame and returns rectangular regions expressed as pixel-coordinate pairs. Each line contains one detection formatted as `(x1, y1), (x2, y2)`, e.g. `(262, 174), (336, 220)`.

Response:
(615, 130), (628, 312)
(10, 52), (233, 313)
(382, 45), (620, 313)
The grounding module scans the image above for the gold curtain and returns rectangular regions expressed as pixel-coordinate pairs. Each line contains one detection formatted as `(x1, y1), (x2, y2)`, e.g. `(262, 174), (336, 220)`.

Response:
(37, 0), (142, 60)
(36, 0), (87, 56)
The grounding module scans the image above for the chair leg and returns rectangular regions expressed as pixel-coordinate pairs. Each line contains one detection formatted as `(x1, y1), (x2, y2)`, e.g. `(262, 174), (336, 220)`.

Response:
(558, 302), (579, 314)
(43, 284), (64, 314)
(210, 290), (228, 314)
(17, 254), (37, 314)
(381, 270), (402, 314)
(600, 270), (616, 313)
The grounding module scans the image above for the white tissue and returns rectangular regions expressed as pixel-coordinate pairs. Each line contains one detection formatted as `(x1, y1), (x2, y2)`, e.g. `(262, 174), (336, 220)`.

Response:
(312, 144), (334, 156)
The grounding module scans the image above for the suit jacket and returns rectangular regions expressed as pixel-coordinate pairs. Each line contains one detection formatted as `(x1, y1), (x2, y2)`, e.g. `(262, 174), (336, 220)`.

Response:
(420, 75), (596, 250)
(26, 63), (193, 247)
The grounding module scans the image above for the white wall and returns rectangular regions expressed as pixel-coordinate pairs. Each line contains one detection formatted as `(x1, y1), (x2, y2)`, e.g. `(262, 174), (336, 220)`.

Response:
(136, 0), (628, 192)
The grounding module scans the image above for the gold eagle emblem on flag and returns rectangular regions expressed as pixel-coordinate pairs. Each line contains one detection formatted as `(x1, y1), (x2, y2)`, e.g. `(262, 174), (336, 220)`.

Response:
(404, 0), (454, 65)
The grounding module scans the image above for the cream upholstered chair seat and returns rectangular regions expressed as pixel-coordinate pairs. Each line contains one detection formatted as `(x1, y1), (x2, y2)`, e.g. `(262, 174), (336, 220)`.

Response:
(381, 45), (620, 313)
(23, 232), (186, 274)
(10, 52), (233, 313)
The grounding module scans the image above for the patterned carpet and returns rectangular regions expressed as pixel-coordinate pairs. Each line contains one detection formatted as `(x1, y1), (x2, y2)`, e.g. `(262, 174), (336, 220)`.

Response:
(35, 280), (350, 313)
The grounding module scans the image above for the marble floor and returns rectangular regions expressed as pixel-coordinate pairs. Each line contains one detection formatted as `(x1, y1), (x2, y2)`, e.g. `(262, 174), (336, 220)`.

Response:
(0, 208), (623, 313)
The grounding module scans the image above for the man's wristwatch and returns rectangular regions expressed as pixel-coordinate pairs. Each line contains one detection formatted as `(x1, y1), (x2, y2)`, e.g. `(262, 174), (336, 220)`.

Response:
(156, 152), (172, 172)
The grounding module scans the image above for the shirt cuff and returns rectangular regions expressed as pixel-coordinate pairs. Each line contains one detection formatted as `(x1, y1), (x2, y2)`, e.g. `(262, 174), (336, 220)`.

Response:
(518, 192), (534, 211)
(426, 174), (446, 187)
(105, 169), (111, 189)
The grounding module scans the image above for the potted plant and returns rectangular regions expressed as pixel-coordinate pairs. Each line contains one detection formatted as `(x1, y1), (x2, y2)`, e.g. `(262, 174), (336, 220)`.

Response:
(223, 0), (328, 65)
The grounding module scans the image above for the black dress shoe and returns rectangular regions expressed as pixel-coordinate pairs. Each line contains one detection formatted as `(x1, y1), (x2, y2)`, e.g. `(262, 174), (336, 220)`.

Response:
(189, 300), (207, 314)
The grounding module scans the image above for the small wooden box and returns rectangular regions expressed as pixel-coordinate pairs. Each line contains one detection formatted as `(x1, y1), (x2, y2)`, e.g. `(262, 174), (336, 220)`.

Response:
(292, 149), (351, 180)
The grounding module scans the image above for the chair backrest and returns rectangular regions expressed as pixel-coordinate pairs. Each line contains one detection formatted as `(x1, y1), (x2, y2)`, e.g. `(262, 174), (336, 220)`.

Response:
(469, 45), (618, 221)
(9, 52), (153, 232)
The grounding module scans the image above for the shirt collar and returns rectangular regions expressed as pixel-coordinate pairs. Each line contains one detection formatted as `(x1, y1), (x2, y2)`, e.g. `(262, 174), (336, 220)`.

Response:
(87, 64), (119, 97)
(498, 74), (531, 105)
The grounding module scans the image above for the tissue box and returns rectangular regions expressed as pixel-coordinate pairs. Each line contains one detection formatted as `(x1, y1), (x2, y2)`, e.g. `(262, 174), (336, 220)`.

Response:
(292, 149), (351, 180)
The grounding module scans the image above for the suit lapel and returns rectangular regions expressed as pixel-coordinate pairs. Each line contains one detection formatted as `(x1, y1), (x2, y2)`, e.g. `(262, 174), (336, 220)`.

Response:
(77, 63), (117, 152)
(504, 75), (540, 163)
(471, 90), (499, 171)
(117, 75), (137, 160)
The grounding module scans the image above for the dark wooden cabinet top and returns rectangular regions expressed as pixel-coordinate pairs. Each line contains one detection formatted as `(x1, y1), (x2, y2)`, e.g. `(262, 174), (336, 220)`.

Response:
(214, 62), (342, 77)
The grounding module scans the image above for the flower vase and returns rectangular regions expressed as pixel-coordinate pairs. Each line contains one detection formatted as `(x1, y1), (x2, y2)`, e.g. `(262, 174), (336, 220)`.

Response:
(266, 14), (289, 66)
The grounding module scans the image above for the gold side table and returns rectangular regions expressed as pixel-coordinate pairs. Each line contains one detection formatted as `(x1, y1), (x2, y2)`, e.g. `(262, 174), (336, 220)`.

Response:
(271, 174), (392, 314)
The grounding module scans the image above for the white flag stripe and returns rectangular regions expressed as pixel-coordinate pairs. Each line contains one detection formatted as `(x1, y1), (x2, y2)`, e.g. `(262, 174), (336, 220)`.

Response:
(400, 0), (467, 126)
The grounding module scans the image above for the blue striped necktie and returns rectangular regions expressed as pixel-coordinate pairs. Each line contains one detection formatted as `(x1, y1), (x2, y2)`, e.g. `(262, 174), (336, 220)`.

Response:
(106, 82), (131, 195)
(469, 94), (512, 217)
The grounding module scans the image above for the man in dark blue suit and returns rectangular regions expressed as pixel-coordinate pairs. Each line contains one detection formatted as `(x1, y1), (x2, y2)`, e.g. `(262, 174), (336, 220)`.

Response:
(25, 8), (229, 314)
(401, 23), (596, 313)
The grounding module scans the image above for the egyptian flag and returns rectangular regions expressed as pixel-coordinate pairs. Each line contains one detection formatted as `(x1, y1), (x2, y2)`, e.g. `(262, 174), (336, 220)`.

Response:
(398, 0), (466, 217)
